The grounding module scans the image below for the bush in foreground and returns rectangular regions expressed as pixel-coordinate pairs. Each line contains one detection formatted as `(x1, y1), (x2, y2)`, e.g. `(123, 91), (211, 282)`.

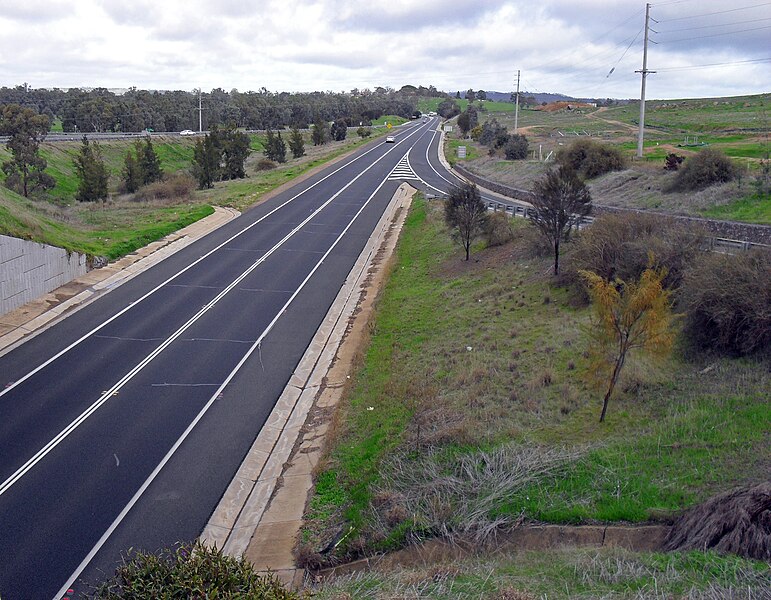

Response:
(484, 211), (514, 247)
(90, 541), (303, 599)
(565, 212), (705, 300)
(681, 248), (771, 356)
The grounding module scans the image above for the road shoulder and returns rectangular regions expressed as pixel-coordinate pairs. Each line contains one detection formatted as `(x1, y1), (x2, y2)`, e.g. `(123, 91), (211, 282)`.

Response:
(200, 183), (417, 587)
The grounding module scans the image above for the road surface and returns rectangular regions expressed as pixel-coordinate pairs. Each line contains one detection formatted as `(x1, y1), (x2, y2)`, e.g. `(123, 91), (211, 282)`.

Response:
(0, 117), (473, 599)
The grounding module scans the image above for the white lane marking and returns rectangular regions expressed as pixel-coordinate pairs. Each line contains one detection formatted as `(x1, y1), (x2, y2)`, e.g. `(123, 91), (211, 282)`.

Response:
(421, 128), (518, 205)
(387, 153), (420, 181)
(1, 123), (429, 501)
(424, 129), (462, 188)
(0, 127), (418, 402)
(53, 148), (405, 600)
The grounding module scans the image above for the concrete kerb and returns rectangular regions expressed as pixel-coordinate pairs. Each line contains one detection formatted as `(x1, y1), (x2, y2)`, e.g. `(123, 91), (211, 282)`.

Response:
(0, 206), (240, 358)
(200, 183), (417, 583)
(437, 126), (530, 207)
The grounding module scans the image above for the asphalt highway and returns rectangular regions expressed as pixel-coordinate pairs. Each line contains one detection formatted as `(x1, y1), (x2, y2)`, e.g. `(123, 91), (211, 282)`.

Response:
(0, 117), (469, 599)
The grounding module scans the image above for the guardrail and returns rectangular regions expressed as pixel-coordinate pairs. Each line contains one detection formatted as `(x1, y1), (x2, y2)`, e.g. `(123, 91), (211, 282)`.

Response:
(483, 200), (768, 254)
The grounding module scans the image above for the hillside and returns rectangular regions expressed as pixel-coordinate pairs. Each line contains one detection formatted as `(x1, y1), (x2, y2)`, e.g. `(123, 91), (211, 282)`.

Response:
(446, 93), (770, 224)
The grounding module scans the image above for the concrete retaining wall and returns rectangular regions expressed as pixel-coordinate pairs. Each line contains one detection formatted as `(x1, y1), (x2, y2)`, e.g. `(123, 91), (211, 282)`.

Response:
(318, 524), (672, 578)
(1, 235), (88, 316)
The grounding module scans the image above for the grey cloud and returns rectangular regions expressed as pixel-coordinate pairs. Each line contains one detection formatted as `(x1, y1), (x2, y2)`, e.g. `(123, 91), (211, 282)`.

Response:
(281, 46), (377, 70)
(2, 0), (70, 23)
(97, 0), (162, 27)
(329, 0), (504, 34)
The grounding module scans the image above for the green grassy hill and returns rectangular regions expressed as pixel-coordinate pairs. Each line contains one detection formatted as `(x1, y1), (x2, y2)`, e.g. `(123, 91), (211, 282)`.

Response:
(443, 92), (770, 224)
(0, 129), (388, 258)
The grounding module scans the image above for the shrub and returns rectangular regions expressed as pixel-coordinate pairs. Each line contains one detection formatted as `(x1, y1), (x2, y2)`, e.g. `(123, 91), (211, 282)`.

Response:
(664, 153), (685, 171)
(681, 248), (771, 356)
(556, 139), (625, 179)
(668, 148), (739, 192)
(565, 212), (705, 300)
(330, 118), (347, 141)
(133, 173), (195, 202)
(256, 158), (277, 171)
(504, 134), (528, 160)
(89, 541), (303, 599)
(520, 223), (553, 258)
(484, 211), (514, 247)
(478, 118), (506, 147)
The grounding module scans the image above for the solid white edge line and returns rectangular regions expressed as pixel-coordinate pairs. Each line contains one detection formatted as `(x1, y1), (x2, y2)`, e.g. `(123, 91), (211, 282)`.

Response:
(1, 121), (431, 502)
(53, 140), (406, 600)
(0, 127), (410, 402)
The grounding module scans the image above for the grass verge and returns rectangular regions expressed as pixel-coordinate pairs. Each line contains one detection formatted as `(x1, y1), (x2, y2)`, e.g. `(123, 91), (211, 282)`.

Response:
(302, 198), (769, 562)
(310, 547), (770, 599)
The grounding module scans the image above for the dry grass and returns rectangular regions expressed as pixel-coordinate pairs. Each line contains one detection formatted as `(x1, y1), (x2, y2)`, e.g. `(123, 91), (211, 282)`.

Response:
(665, 482), (771, 561)
(370, 443), (587, 543)
(308, 548), (771, 599)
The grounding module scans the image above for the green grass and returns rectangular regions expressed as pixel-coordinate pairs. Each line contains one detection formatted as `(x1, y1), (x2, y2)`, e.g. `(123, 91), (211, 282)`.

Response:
(0, 137), (199, 203)
(0, 129), (383, 258)
(303, 198), (769, 560)
(616, 137), (769, 162)
(310, 548), (771, 599)
(415, 97), (517, 114)
(476, 100), (518, 112)
(602, 94), (770, 133)
(371, 115), (408, 127)
(444, 138), (481, 165)
(701, 191), (771, 224)
(417, 97), (470, 113)
(0, 184), (213, 258)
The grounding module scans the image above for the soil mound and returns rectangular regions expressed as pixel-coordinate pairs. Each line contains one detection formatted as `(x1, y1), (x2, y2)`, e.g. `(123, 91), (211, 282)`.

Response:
(665, 482), (770, 560)
(536, 101), (594, 112)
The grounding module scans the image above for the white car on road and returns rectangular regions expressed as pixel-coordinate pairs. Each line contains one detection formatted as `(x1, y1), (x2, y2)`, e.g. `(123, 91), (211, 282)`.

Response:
(385, 135), (395, 143)
(179, 129), (196, 136)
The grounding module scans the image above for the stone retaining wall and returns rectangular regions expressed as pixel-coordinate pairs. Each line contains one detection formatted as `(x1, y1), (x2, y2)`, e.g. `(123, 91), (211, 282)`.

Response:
(453, 164), (771, 246)
(0, 235), (88, 316)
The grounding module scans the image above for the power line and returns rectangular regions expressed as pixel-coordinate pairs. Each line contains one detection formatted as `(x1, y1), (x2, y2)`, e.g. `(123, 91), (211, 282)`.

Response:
(656, 2), (771, 22)
(659, 16), (771, 32)
(655, 57), (771, 71)
(656, 24), (771, 43)
(607, 26), (645, 77)
(652, 0), (701, 6)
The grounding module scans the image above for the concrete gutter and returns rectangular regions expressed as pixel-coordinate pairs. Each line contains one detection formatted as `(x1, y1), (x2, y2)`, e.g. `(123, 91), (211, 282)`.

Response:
(201, 183), (416, 586)
(0, 206), (240, 358)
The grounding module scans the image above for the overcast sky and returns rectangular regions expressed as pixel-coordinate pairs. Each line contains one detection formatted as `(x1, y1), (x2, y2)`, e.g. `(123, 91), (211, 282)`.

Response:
(1, 0), (769, 99)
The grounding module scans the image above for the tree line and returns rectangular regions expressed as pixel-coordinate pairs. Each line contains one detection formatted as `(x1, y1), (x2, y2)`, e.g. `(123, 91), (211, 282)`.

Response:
(0, 85), (419, 133)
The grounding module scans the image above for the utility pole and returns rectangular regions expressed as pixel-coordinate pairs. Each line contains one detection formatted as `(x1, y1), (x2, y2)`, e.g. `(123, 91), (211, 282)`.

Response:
(636, 3), (655, 158)
(514, 70), (521, 133)
(196, 89), (204, 133)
